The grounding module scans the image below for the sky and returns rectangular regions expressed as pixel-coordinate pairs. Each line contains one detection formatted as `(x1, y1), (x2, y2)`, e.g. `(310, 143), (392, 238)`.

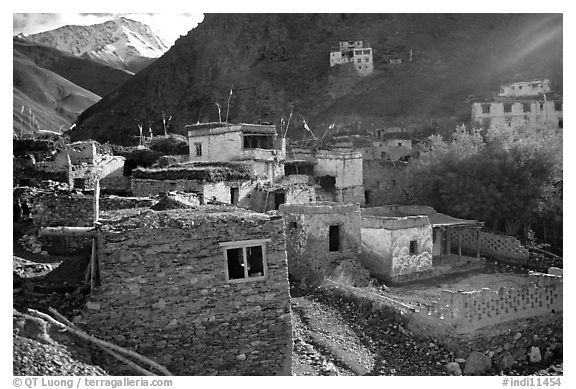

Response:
(13, 13), (205, 47)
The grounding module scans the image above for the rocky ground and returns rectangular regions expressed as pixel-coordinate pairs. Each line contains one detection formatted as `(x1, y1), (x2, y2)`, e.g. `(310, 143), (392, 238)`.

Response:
(289, 283), (563, 376)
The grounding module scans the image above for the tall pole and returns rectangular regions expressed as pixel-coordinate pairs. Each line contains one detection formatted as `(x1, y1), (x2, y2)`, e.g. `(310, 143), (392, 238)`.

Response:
(225, 86), (233, 124)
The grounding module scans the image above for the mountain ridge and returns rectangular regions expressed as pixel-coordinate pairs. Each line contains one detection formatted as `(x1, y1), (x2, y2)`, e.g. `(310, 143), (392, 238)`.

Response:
(24, 17), (170, 73)
(68, 13), (563, 145)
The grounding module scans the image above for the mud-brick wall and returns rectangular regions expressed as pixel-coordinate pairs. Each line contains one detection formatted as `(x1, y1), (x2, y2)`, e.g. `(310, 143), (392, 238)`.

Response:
(30, 193), (154, 254)
(410, 273), (563, 335)
(280, 203), (361, 283)
(447, 228), (529, 261)
(446, 273), (563, 334)
(84, 209), (292, 376)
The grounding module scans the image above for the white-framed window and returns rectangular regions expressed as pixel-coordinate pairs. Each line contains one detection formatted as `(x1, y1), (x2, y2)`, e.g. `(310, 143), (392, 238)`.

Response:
(220, 239), (270, 283)
(195, 142), (202, 156)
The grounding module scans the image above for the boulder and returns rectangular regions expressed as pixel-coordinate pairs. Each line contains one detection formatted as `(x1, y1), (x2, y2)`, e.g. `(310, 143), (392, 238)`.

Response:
(495, 351), (515, 370)
(463, 351), (492, 375)
(529, 347), (542, 363)
(445, 362), (462, 376)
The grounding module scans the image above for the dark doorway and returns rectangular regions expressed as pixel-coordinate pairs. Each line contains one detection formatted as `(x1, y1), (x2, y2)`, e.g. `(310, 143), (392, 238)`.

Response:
(73, 178), (85, 190)
(318, 175), (336, 191)
(230, 187), (239, 205)
(274, 192), (286, 210)
(329, 225), (340, 252)
(364, 190), (371, 205)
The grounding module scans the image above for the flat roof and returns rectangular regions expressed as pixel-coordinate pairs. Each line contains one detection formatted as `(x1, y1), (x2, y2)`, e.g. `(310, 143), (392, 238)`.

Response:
(187, 123), (277, 138)
(100, 205), (274, 230)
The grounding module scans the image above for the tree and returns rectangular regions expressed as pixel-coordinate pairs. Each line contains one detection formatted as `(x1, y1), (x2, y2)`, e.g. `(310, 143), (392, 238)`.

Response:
(404, 125), (561, 249)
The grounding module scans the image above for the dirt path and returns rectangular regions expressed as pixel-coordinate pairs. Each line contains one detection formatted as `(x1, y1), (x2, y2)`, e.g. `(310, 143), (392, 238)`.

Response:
(290, 285), (449, 376)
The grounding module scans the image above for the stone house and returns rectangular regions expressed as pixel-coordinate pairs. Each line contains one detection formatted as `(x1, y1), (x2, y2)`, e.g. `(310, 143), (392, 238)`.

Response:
(471, 79), (562, 131)
(35, 141), (127, 191)
(279, 202), (361, 283)
(363, 160), (409, 206)
(186, 123), (285, 182)
(360, 210), (433, 281)
(471, 98), (563, 131)
(330, 39), (373, 76)
(288, 148), (364, 204)
(83, 205), (293, 376)
(130, 162), (257, 206)
(360, 205), (482, 281)
(498, 79), (551, 98)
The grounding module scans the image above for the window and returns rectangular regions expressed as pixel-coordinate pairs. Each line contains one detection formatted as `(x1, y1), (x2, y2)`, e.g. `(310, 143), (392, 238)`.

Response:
(539, 103), (544, 110)
(554, 102), (562, 112)
(357, 58), (361, 63)
(220, 239), (269, 283)
(518, 85), (523, 90)
(288, 221), (297, 230)
(481, 104), (491, 114)
(364, 190), (371, 204)
(559, 119), (563, 129)
(329, 225), (340, 252)
(522, 103), (531, 113)
(397, 142), (402, 147)
(365, 57), (369, 63)
(503, 103), (512, 113)
(409, 240), (418, 254)
(195, 142), (202, 156)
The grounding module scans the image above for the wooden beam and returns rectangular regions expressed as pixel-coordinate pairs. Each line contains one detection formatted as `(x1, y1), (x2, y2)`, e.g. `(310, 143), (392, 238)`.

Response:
(90, 237), (97, 290)
(93, 180), (100, 224)
(39, 226), (97, 237)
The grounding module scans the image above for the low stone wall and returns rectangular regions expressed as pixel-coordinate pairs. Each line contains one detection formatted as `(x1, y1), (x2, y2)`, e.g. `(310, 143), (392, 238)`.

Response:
(280, 203), (361, 284)
(412, 273), (562, 335)
(131, 178), (204, 197)
(82, 207), (292, 376)
(448, 228), (529, 261)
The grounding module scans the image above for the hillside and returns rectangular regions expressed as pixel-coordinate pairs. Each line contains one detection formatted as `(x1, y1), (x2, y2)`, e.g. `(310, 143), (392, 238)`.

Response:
(69, 14), (563, 145)
(13, 37), (133, 97)
(13, 47), (100, 136)
(25, 17), (170, 73)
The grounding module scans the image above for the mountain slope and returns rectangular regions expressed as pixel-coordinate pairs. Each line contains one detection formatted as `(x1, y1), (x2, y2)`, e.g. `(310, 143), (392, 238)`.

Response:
(69, 14), (563, 145)
(13, 37), (133, 97)
(13, 48), (100, 136)
(25, 17), (170, 73)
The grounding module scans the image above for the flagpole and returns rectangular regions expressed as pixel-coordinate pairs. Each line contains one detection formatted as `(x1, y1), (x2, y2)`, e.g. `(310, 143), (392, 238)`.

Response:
(283, 106), (293, 138)
(225, 86), (233, 124)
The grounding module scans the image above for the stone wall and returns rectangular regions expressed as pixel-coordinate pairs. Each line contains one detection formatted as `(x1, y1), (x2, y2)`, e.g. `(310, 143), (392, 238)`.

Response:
(447, 228), (529, 261)
(29, 192), (154, 254)
(413, 273), (563, 334)
(363, 160), (409, 206)
(248, 185), (316, 213)
(83, 207), (292, 376)
(360, 215), (433, 280)
(279, 203), (361, 283)
(131, 178), (204, 197)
